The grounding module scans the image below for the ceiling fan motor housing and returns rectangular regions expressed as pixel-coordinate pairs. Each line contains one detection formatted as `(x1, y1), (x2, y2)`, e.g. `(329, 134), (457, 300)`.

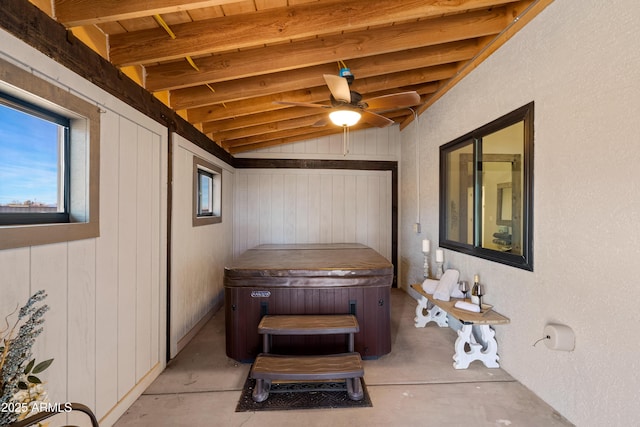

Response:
(330, 91), (364, 108)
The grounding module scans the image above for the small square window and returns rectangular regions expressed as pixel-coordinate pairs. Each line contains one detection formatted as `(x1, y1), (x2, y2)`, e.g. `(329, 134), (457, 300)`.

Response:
(193, 156), (221, 226)
(0, 92), (70, 225)
(197, 169), (214, 217)
(0, 57), (100, 250)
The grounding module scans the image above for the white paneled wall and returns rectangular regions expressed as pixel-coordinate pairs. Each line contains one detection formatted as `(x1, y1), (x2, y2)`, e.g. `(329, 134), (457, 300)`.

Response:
(0, 32), (167, 427)
(170, 135), (234, 358)
(234, 169), (392, 261)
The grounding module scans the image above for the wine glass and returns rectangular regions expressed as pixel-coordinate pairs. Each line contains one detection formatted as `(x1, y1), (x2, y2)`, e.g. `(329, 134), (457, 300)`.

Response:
(459, 281), (469, 301)
(476, 284), (485, 310)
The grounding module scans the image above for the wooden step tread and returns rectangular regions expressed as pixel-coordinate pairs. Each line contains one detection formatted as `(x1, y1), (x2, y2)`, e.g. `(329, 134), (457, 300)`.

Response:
(258, 314), (359, 335)
(251, 353), (363, 381)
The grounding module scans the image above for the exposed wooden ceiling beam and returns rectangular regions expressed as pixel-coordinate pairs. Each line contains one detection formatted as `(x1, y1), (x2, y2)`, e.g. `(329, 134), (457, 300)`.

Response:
(227, 124), (389, 154)
(400, 0), (551, 130)
(186, 87), (332, 123)
(109, 0), (520, 66)
(223, 121), (371, 149)
(170, 62), (339, 109)
(216, 113), (330, 143)
(144, 9), (507, 91)
(200, 83), (437, 134)
(167, 41), (476, 109)
(217, 109), (410, 145)
(187, 81), (439, 125)
(222, 110), (408, 149)
(53, 0), (242, 27)
(171, 63), (458, 110)
(202, 107), (331, 133)
(228, 128), (346, 154)
(27, 0), (551, 154)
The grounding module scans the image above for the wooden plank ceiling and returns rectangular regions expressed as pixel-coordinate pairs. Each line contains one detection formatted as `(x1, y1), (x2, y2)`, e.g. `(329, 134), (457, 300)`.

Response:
(51, 0), (549, 154)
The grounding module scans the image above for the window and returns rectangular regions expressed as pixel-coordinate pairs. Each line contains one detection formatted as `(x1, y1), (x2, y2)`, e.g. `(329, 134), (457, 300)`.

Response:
(193, 156), (221, 226)
(0, 93), (71, 225)
(439, 102), (534, 270)
(197, 168), (214, 217)
(0, 57), (100, 250)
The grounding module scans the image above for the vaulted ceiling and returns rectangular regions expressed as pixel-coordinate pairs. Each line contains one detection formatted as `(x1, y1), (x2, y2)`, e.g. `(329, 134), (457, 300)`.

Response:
(49, 0), (551, 154)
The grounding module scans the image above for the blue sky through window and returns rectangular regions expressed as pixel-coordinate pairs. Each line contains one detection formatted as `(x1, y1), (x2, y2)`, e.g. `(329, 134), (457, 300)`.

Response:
(0, 103), (61, 207)
(199, 172), (211, 214)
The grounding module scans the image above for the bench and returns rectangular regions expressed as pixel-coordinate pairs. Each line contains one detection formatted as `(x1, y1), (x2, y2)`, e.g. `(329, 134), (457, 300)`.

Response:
(411, 284), (510, 369)
(251, 314), (364, 402)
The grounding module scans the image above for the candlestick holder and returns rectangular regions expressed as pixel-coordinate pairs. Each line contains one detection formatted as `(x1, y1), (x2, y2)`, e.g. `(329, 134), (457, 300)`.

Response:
(422, 251), (430, 279)
(435, 261), (444, 279)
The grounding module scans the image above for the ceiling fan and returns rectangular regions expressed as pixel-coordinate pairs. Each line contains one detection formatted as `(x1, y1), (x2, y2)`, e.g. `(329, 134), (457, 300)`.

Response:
(274, 67), (421, 128)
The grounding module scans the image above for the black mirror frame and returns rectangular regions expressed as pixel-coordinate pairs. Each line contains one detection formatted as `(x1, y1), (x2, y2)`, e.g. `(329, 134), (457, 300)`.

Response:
(439, 102), (534, 271)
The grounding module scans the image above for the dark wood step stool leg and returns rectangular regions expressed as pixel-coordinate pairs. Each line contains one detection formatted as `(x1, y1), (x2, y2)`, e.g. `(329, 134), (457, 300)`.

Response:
(346, 377), (363, 401)
(252, 378), (271, 403)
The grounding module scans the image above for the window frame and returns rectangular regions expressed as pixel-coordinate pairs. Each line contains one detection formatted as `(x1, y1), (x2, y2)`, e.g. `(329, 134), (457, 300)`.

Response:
(192, 156), (222, 226)
(196, 168), (214, 217)
(0, 57), (100, 250)
(439, 102), (534, 271)
(0, 91), (72, 225)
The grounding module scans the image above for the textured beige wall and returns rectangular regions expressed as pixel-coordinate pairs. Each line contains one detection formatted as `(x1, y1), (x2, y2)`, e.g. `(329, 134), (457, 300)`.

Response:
(399, 1), (640, 425)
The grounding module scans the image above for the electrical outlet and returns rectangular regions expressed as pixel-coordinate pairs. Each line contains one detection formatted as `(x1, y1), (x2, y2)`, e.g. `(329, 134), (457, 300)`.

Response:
(413, 223), (421, 233)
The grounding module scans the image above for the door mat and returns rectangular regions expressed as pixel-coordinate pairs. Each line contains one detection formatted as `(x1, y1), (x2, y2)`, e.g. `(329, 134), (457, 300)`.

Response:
(235, 375), (372, 412)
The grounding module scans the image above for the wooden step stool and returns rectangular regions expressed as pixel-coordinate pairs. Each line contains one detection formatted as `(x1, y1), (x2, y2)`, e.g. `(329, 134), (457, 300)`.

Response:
(250, 314), (364, 403)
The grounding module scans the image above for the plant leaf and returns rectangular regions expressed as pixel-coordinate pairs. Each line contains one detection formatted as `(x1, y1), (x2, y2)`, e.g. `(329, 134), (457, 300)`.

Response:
(24, 358), (35, 374)
(32, 358), (53, 374)
(27, 375), (41, 384)
(18, 381), (28, 390)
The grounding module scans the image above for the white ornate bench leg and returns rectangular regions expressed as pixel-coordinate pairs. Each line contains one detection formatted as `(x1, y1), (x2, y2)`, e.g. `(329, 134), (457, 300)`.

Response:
(415, 298), (449, 328)
(453, 324), (500, 369)
(414, 296), (430, 327)
(477, 325), (500, 368)
(429, 304), (449, 327)
(453, 324), (475, 369)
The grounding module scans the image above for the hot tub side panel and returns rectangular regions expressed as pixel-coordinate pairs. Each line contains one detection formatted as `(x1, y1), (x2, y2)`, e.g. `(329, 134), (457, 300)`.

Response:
(225, 283), (391, 362)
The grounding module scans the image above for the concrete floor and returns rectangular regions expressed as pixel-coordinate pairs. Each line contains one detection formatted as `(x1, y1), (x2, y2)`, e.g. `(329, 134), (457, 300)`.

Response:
(114, 289), (573, 427)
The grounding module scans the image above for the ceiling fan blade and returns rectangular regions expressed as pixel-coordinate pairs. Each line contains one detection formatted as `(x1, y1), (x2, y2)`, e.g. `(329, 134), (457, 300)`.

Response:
(312, 118), (328, 127)
(361, 110), (395, 128)
(323, 74), (351, 103)
(273, 101), (330, 108)
(364, 91), (421, 111)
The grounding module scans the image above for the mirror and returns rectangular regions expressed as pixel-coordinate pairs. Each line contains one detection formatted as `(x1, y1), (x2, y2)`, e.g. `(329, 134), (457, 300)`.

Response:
(439, 102), (533, 270)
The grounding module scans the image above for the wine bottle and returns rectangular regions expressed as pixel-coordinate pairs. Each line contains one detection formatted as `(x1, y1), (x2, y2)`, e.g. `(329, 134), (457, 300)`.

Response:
(471, 274), (480, 305)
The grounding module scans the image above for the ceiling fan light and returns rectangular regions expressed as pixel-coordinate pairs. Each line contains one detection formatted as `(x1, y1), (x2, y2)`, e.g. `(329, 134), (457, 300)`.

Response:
(329, 110), (361, 127)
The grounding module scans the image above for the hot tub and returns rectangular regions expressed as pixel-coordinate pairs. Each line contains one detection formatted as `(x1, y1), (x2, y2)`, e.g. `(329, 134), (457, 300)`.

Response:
(224, 243), (393, 362)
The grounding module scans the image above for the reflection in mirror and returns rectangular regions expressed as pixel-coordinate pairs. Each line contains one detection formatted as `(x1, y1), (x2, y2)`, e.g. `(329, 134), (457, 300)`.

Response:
(443, 140), (473, 246)
(439, 102), (533, 270)
(481, 122), (524, 255)
(496, 183), (512, 225)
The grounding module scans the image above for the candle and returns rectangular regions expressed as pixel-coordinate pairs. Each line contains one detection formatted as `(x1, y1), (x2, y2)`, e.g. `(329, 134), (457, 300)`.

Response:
(422, 239), (430, 253)
(474, 274), (479, 283)
(435, 249), (444, 262)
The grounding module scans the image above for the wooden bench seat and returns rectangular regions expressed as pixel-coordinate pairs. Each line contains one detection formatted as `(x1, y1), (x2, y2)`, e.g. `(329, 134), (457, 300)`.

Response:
(251, 353), (364, 402)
